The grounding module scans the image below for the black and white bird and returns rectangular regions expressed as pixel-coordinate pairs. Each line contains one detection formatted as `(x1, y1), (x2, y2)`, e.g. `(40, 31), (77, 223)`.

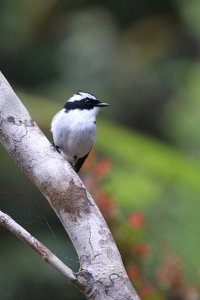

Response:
(51, 91), (109, 172)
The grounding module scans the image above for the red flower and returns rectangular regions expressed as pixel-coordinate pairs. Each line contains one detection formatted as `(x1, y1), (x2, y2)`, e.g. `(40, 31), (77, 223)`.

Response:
(140, 284), (158, 298)
(135, 243), (151, 257)
(129, 212), (145, 229)
(97, 193), (116, 216)
(94, 159), (112, 176)
(156, 256), (182, 288)
(127, 265), (141, 280)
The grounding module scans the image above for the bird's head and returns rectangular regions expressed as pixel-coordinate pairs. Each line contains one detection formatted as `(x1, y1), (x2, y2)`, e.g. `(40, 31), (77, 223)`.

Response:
(64, 91), (109, 114)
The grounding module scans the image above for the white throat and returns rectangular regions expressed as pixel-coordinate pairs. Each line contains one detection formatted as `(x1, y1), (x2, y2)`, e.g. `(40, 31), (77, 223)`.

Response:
(71, 106), (100, 120)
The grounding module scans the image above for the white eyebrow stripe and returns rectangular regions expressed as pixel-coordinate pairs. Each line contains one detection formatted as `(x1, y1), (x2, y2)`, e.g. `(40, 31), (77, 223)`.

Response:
(78, 92), (96, 99)
(68, 92), (97, 102)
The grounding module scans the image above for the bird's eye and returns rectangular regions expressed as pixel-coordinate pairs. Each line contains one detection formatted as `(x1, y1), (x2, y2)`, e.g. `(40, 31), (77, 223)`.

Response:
(85, 99), (91, 105)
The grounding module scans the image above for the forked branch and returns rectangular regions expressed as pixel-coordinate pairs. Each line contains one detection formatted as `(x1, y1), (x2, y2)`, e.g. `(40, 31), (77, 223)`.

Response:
(0, 72), (140, 300)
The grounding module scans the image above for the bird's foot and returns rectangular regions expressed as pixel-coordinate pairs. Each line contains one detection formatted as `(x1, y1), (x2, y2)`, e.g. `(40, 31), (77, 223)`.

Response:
(51, 142), (61, 153)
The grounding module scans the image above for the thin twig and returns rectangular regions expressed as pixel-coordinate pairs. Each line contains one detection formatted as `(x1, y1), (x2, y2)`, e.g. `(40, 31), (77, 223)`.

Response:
(0, 210), (78, 285)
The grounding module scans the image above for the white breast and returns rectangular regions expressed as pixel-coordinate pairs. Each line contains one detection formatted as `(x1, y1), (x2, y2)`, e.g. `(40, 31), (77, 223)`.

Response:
(51, 108), (98, 164)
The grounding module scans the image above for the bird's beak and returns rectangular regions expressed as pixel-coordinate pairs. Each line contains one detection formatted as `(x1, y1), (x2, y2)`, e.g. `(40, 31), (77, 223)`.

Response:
(95, 102), (109, 107)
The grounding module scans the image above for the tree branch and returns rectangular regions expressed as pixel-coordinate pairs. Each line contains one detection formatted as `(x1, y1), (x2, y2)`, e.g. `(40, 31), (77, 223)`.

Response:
(0, 209), (79, 285)
(0, 71), (140, 300)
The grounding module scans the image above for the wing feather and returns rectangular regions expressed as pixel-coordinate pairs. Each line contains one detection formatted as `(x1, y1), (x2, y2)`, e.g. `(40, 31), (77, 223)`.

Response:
(74, 149), (91, 173)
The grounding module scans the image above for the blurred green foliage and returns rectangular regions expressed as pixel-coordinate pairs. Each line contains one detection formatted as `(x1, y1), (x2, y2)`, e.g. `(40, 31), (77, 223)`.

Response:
(97, 121), (200, 284)
(1, 0), (200, 299)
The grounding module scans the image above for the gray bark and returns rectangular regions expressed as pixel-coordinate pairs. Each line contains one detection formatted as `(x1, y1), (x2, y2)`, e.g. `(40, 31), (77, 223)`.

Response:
(0, 72), (140, 300)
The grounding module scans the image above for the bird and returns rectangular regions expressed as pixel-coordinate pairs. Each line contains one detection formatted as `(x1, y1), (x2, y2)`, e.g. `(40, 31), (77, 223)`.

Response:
(51, 91), (109, 172)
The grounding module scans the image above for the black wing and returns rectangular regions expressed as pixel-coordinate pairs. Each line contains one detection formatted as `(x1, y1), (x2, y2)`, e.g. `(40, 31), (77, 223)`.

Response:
(74, 149), (92, 173)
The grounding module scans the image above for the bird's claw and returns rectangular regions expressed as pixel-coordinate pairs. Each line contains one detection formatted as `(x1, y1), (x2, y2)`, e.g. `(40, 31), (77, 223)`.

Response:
(51, 142), (61, 153)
